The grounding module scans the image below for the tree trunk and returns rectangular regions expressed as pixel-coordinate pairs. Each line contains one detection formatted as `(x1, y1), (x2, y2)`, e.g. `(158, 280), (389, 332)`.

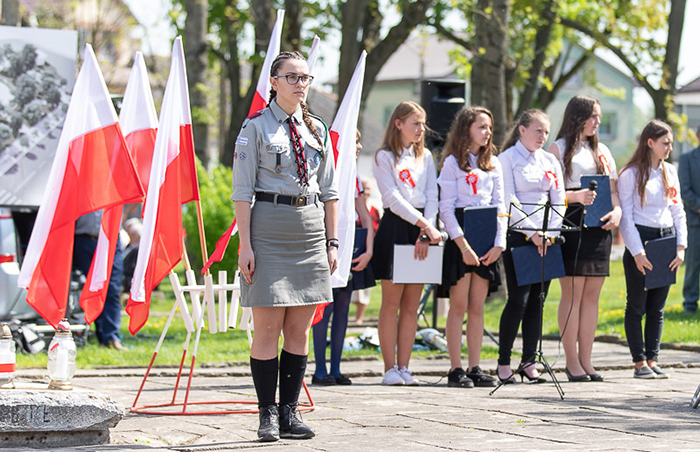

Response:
(222, 0), (275, 167)
(284, 0), (303, 51)
(472, 0), (510, 147)
(185, 0), (210, 167)
(338, 0), (368, 103)
(516, 0), (556, 117)
(1, 0), (20, 25)
(660, 0), (686, 123)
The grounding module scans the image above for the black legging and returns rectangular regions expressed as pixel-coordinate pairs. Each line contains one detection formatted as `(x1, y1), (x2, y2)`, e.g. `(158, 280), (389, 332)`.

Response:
(498, 232), (551, 366)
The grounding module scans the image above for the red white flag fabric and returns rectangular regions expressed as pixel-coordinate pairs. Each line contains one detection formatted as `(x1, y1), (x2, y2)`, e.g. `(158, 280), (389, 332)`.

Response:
(201, 218), (237, 275)
(330, 50), (366, 288)
(126, 36), (201, 334)
(17, 44), (143, 327)
(312, 51), (366, 326)
(119, 51), (158, 194)
(247, 9), (284, 116)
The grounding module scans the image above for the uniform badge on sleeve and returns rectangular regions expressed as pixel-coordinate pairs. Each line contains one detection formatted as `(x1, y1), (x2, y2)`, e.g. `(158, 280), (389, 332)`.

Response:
(238, 151), (247, 161)
(313, 152), (322, 165)
(236, 136), (249, 146)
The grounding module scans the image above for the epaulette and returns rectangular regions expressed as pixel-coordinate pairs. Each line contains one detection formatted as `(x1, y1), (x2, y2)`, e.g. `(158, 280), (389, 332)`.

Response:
(241, 109), (264, 128)
(308, 113), (329, 147)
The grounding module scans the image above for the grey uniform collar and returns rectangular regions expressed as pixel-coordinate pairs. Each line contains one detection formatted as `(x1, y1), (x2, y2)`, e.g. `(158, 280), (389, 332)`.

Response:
(270, 99), (304, 125)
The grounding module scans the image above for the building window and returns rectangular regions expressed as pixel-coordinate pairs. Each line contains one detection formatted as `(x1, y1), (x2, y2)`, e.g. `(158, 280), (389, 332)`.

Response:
(598, 113), (616, 140)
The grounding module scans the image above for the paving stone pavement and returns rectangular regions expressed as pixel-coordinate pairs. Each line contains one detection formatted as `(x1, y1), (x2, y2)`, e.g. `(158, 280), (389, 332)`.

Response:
(11, 338), (700, 452)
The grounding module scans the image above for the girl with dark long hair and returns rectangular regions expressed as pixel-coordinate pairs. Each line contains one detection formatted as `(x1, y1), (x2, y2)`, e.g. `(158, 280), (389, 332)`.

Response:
(618, 120), (687, 379)
(547, 94), (622, 382)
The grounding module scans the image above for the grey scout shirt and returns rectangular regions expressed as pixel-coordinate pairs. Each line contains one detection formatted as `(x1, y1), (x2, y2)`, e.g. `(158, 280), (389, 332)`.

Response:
(231, 99), (338, 203)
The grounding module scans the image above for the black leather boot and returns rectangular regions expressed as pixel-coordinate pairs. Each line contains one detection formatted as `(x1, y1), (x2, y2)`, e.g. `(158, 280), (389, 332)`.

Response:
(257, 404), (279, 442)
(279, 403), (315, 439)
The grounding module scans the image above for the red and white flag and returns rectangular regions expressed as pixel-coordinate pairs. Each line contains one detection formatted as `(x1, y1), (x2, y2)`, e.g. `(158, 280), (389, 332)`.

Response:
(201, 218), (237, 275)
(247, 9), (284, 116)
(312, 51), (366, 325)
(126, 36), (200, 334)
(17, 45), (143, 327)
(120, 51), (158, 193)
(330, 51), (366, 288)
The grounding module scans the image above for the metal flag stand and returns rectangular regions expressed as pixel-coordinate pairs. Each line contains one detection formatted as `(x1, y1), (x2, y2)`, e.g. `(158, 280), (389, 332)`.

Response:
(130, 264), (315, 415)
(131, 201), (316, 415)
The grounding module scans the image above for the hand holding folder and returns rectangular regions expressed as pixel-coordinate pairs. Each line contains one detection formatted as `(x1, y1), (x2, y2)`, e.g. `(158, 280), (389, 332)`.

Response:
(643, 236), (677, 290)
(463, 206), (497, 258)
(580, 175), (612, 228)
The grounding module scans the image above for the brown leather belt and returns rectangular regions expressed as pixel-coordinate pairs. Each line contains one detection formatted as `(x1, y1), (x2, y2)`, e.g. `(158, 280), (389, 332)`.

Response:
(255, 192), (319, 207)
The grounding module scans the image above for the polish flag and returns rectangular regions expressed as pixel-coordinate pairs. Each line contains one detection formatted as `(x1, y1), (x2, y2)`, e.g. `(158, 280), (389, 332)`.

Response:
(247, 9), (284, 116)
(312, 51), (367, 325)
(201, 218), (237, 275)
(126, 37), (201, 334)
(17, 45), (144, 327)
(119, 51), (158, 193)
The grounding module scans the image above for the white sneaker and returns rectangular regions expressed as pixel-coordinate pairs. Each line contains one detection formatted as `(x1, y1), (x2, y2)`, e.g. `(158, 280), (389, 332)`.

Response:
(382, 365), (405, 386)
(398, 366), (420, 386)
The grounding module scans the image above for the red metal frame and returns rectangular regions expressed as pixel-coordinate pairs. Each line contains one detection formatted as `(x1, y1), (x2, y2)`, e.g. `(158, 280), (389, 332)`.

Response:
(130, 295), (315, 416)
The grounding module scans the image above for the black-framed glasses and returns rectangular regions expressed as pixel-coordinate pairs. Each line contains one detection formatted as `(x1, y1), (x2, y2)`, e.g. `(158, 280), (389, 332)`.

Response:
(273, 74), (314, 86)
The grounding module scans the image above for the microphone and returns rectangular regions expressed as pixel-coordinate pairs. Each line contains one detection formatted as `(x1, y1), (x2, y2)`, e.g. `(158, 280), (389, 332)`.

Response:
(549, 235), (566, 245)
(419, 231), (449, 242)
(588, 179), (598, 192)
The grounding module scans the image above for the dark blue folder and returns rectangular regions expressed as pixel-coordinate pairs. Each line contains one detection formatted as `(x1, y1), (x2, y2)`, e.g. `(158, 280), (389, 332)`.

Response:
(353, 228), (368, 259)
(644, 236), (677, 290)
(580, 175), (613, 228)
(463, 206), (497, 258)
(511, 243), (566, 287)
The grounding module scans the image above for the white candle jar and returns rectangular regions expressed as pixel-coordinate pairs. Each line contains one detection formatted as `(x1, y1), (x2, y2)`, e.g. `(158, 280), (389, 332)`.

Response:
(47, 319), (76, 390)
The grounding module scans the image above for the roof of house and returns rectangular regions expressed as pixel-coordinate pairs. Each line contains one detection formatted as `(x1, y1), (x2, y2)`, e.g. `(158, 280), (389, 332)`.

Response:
(679, 75), (700, 93)
(374, 34), (462, 83)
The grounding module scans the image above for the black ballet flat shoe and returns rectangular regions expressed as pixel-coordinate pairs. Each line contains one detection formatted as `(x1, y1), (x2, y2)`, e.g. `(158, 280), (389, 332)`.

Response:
(587, 373), (604, 382)
(565, 368), (591, 382)
(334, 374), (353, 385)
(311, 374), (337, 386)
(279, 403), (315, 439)
(257, 404), (279, 442)
(518, 363), (546, 384)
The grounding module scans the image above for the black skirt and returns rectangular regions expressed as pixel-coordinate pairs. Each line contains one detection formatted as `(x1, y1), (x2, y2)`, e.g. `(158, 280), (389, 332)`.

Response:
(560, 203), (612, 276)
(371, 209), (422, 281)
(438, 208), (501, 298)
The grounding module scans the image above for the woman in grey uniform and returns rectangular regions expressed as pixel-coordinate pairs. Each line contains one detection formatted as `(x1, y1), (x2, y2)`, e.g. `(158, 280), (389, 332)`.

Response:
(232, 51), (338, 442)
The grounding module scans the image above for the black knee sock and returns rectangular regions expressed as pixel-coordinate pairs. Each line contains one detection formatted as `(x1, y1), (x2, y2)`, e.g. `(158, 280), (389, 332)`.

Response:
(250, 356), (278, 408)
(279, 349), (307, 406)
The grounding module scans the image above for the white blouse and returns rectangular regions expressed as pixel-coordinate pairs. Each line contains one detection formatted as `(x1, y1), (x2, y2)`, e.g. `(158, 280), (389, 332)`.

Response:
(553, 138), (618, 189)
(373, 146), (439, 226)
(498, 140), (566, 237)
(618, 163), (688, 256)
(437, 153), (507, 248)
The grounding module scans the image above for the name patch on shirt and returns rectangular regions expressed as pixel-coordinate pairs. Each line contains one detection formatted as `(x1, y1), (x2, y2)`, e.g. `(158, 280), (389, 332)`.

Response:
(236, 136), (249, 146)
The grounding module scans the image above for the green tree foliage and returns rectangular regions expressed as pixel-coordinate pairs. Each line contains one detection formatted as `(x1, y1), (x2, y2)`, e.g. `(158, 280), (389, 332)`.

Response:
(22, 100), (44, 126)
(15, 74), (38, 108)
(183, 160), (238, 275)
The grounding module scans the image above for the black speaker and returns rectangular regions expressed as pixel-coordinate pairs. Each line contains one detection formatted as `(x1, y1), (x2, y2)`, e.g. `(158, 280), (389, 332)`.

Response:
(421, 80), (466, 150)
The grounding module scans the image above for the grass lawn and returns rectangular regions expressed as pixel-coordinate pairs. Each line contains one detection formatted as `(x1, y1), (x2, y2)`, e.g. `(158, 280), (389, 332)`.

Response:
(16, 260), (699, 370)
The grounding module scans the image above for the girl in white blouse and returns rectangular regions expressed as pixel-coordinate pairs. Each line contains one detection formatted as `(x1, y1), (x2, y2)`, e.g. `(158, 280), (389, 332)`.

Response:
(618, 120), (687, 379)
(497, 109), (566, 384)
(372, 101), (441, 386)
(437, 107), (504, 388)
(547, 95), (622, 382)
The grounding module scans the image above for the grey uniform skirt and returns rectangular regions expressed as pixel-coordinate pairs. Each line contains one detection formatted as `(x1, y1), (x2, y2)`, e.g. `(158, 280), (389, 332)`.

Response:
(240, 200), (332, 307)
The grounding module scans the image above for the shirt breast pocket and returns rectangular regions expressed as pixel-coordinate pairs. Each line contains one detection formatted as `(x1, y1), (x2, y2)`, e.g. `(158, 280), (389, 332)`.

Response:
(304, 140), (324, 172)
(265, 142), (291, 174)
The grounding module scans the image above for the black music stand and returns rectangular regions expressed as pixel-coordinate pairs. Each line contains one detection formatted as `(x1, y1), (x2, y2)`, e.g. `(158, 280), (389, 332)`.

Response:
(490, 198), (583, 399)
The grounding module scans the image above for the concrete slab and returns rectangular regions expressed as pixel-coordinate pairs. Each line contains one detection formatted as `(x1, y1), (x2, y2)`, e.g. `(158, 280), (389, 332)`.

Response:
(8, 338), (700, 451)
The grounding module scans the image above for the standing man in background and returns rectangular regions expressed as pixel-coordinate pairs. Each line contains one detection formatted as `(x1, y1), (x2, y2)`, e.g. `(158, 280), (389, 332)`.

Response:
(679, 124), (700, 316)
(73, 210), (127, 350)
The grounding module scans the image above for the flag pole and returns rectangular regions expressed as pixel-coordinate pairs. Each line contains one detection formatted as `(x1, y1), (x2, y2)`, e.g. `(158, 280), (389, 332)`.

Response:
(195, 200), (210, 275)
